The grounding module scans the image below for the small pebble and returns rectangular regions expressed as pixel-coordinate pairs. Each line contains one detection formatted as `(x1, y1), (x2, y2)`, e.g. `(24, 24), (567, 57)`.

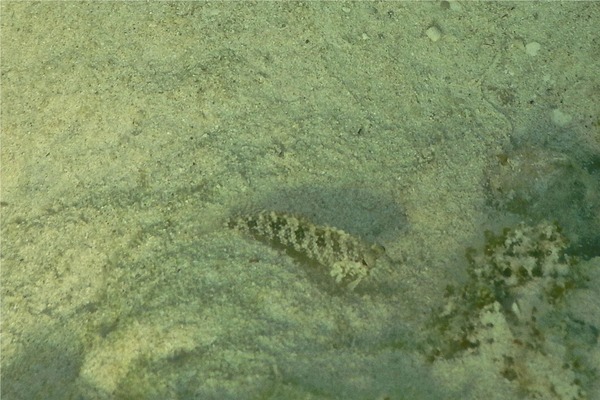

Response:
(525, 41), (541, 56)
(426, 25), (442, 42)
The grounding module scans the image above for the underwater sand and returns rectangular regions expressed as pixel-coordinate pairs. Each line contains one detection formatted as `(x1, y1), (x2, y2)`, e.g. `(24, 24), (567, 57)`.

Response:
(2, 2), (599, 399)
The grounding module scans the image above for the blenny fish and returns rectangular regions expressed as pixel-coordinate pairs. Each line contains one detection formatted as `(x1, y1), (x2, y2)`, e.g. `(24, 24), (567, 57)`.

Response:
(227, 210), (387, 289)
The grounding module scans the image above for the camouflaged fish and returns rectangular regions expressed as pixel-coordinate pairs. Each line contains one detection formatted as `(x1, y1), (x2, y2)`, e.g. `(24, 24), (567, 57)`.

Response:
(227, 210), (386, 289)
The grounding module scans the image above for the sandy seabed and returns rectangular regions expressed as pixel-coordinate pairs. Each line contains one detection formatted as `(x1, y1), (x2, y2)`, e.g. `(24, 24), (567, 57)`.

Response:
(2, 2), (599, 399)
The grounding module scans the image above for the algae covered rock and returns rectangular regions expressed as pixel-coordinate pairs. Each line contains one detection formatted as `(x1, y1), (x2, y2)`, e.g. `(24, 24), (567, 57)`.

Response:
(427, 221), (595, 400)
(485, 145), (600, 258)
